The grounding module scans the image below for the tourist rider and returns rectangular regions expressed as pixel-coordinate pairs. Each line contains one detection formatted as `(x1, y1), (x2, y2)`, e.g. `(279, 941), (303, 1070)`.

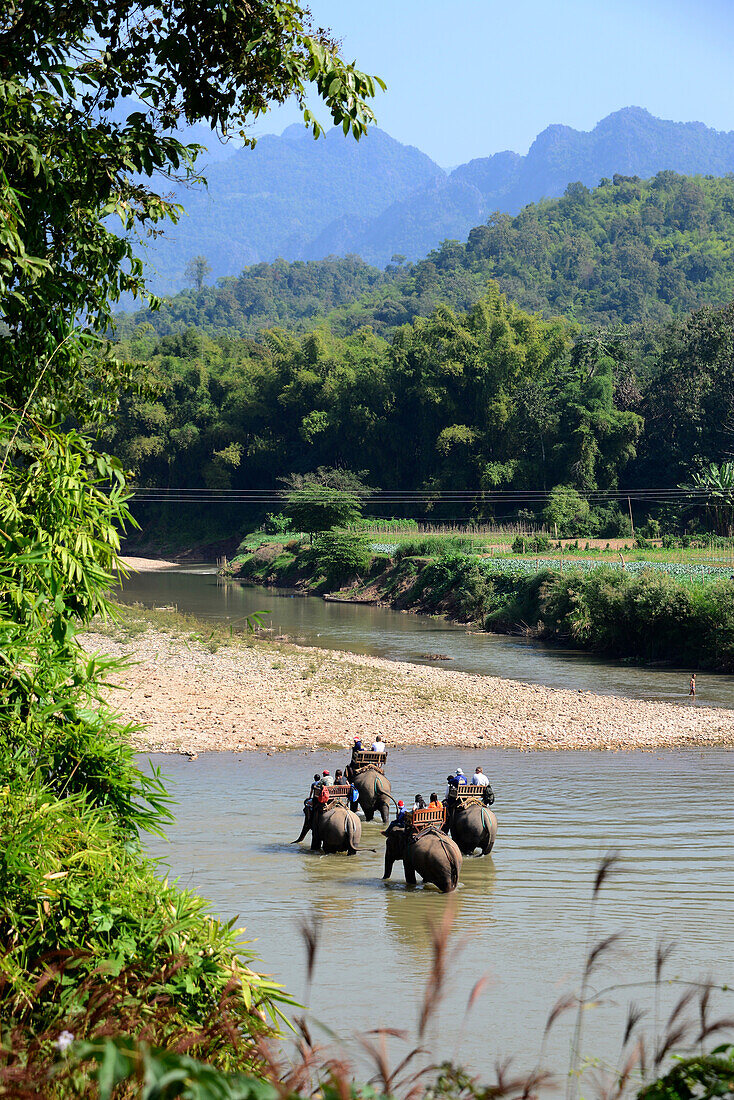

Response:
(471, 765), (495, 806)
(322, 769), (334, 786)
(305, 772), (321, 809)
(386, 800), (406, 834)
(371, 735), (386, 754)
(428, 792), (442, 810)
(412, 794), (426, 811)
(353, 736), (363, 751)
(334, 768), (345, 786)
(454, 768), (467, 785)
(444, 774), (458, 799)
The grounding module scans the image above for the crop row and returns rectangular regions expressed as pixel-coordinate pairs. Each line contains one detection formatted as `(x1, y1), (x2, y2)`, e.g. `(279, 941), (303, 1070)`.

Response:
(367, 543), (734, 582)
(475, 557), (734, 580)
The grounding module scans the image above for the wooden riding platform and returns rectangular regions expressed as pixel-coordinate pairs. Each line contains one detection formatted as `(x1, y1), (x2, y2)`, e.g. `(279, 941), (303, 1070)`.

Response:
(449, 784), (486, 802)
(351, 750), (386, 772)
(406, 806), (445, 830)
(324, 784), (352, 802)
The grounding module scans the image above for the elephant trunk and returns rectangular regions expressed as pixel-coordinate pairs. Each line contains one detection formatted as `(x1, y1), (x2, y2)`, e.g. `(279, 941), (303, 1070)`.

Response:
(293, 810), (311, 843)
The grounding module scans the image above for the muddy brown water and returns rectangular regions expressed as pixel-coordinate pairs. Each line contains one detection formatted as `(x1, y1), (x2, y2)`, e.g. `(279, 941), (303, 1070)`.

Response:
(117, 569), (734, 708)
(143, 747), (734, 1085)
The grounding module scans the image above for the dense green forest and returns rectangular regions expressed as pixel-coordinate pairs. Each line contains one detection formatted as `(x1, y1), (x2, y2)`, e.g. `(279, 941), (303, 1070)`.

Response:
(117, 172), (734, 339)
(116, 255), (393, 338)
(112, 284), (734, 535)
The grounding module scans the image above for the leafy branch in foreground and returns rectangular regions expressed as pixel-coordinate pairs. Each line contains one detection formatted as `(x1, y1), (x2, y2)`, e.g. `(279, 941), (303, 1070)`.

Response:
(1, 0), (384, 424)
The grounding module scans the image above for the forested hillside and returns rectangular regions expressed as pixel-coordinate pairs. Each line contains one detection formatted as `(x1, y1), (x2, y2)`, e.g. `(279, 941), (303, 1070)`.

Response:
(111, 287), (734, 533)
(129, 107), (734, 291)
(118, 172), (734, 338)
(116, 255), (393, 338)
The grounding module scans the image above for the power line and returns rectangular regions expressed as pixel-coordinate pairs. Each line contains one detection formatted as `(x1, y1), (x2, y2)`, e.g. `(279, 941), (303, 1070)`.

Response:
(127, 486), (726, 505)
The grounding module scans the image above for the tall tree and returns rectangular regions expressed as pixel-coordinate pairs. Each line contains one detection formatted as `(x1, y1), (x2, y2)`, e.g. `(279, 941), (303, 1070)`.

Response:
(0, 0), (384, 421)
(185, 255), (213, 291)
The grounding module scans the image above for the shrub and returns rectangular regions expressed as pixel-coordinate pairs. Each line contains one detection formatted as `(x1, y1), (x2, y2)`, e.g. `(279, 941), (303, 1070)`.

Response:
(543, 485), (591, 537)
(512, 533), (551, 553)
(395, 534), (475, 559)
(369, 552), (393, 573)
(262, 512), (292, 535)
(591, 503), (632, 538)
(313, 529), (371, 581)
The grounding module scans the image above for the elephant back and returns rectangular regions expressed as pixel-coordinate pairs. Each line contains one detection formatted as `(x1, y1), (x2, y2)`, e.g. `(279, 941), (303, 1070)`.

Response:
(354, 765), (391, 796)
(451, 802), (497, 855)
(411, 826), (462, 889)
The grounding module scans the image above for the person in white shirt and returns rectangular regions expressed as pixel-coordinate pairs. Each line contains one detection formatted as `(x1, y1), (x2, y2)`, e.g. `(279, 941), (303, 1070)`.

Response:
(371, 737), (386, 753)
(471, 766), (495, 806)
(321, 770), (334, 786)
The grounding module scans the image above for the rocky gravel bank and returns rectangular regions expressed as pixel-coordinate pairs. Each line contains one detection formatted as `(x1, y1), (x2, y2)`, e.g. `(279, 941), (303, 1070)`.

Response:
(80, 619), (734, 753)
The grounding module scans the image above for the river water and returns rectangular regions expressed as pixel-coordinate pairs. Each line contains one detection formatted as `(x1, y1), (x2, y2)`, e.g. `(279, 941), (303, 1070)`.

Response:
(143, 746), (734, 1085)
(118, 569), (734, 708)
(122, 569), (734, 1083)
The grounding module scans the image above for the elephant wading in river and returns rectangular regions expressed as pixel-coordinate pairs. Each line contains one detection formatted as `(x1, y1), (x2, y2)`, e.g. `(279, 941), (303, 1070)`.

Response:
(446, 801), (497, 855)
(348, 766), (391, 823)
(294, 803), (361, 854)
(382, 825), (462, 892)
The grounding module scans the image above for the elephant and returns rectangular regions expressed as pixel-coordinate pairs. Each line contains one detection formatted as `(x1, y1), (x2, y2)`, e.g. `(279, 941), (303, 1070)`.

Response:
(445, 801), (497, 856)
(346, 765), (391, 823)
(294, 802), (361, 854)
(382, 824), (462, 892)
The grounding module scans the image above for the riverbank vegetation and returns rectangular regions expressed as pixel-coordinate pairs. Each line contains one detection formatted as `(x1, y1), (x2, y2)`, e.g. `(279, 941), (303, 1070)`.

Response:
(113, 284), (734, 551)
(231, 536), (734, 670)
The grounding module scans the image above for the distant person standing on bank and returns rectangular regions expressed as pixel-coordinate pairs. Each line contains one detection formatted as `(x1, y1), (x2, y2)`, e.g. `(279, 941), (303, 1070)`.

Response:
(689, 673), (696, 697)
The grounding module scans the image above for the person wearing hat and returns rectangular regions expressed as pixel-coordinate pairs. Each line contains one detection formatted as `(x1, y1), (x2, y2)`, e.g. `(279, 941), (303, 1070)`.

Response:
(322, 769), (334, 787)
(353, 737), (363, 751)
(385, 800), (406, 834)
(454, 768), (467, 785)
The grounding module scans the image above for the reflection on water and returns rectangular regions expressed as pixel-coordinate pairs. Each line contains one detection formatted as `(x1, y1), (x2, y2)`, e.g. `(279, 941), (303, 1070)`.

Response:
(143, 746), (734, 1081)
(117, 569), (734, 707)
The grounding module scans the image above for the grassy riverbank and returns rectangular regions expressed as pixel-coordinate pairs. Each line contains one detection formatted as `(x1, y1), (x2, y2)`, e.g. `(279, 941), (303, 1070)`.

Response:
(81, 602), (734, 752)
(229, 537), (734, 671)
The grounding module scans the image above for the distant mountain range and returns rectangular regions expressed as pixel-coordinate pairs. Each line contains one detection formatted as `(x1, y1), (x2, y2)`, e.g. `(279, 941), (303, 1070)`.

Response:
(139, 107), (734, 294)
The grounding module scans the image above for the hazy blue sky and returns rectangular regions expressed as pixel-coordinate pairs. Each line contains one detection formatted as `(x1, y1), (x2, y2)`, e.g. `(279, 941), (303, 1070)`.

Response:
(251, 0), (734, 166)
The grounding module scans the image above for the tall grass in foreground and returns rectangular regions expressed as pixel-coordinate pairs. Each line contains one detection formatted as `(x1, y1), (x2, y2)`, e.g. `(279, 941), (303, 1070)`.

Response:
(55, 853), (734, 1100)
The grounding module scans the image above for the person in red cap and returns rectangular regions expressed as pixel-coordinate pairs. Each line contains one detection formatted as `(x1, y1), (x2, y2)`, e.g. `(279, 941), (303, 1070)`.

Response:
(322, 770), (334, 787)
(386, 800), (406, 834)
